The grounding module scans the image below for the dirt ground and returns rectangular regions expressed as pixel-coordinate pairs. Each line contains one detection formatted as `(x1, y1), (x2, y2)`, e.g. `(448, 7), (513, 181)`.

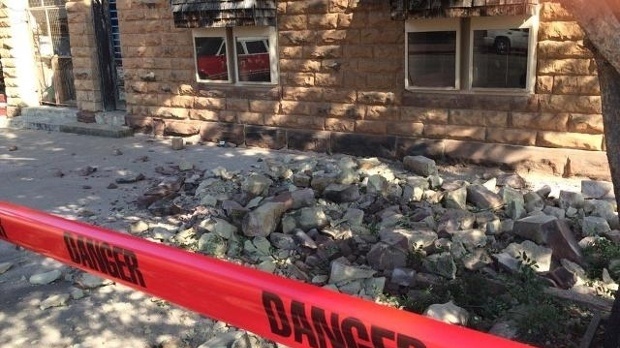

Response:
(0, 128), (590, 348)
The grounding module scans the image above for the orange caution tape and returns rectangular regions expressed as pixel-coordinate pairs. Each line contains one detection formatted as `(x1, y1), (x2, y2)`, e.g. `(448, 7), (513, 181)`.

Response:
(0, 201), (533, 348)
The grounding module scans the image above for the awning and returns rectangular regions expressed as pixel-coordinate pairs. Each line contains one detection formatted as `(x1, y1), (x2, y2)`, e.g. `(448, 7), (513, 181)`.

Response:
(171, 0), (276, 28)
(390, 0), (539, 20)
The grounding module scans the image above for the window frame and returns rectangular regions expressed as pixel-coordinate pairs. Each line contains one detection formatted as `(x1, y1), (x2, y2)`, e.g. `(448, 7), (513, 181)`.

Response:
(468, 15), (538, 93)
(405, 18), (462, 91)
(192, 28), (231, 84)
(405, 13), (539, 95)
(193, 26), (278, 85)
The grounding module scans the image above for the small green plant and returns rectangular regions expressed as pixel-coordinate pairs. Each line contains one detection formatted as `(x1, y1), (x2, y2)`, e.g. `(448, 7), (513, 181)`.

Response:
(583, 237), (620, 279)
(515, 302), (567, 345)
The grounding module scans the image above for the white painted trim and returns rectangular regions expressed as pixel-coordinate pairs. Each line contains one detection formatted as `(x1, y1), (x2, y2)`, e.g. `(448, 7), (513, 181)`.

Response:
(232, 26), (278, 85)
(405, 18), (461, 91)
(468, 13), (539, 92)
(192, 26), (278, 85)
(192, 28), (231, 84)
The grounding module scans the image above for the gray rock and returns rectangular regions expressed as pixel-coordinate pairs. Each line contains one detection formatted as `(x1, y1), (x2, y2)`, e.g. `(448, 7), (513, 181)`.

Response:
(343, 208), (364, 226)
(559, 191), (585, 210)
(466, 184), (503, 210)
(115, 173), (145, 184)
(502, 187), (526, 219)
(443, 186), (467, 210)
(310, 172), (339, 192)
(462, 249), (493, 271)
(0, 262), (13, 274)
(269, 233), (297, 250)
(367, 243), (408, 271)
(200, 195), (218, 207)
(366, 174), (388, 195)
(476, 212), (502, 235)
(497, 173), (527, 189)
(542, 219), (583, 263)
(128, 220), (150, 234)
(178, 160), (193, 171)
(292, 173), (311, 187)
(504, 240), (552, 272)
(77, 165), (97, 176)
(211, 166), (235, 180)
(198, 331), (245, 348)
(548, 266), (578, 289)
(242, 174), (273, 196)
(402, 184), (424, 202)
(198, 233), (228, 257)
(424, 301), (469, 326)
(293, 229), (317, 249)
(452, 229), (487, 250)
(323, 183), (360, 203)
(148, 198), (182, 217)
(582, 216), (611, 236)
(242, 202), (287, 237)
(39, 294), (71, 310)
(582, 180), (615, 200)
(29, 270), (62, 285)
(512, 214), (557, 244)
(428, 174), (444, 189)
(543, 206), (566, 219)
(437, 209), (476, 233)
(328, 258), (376, 284)
(523, 192), (544, 212)
(494, 252), (520, 272)
(200, 218), (238, 240)
(536, 185), (552, 199)
(489, 320), (518, 340)
(289, 188), (316, 209)
(391, 268), (416, 287)
(423, 252), (457, 279)
(383, 228), (438, 250)
(70, 287), (86, 300)
(151, 227), (176, 241)
(297, 207), (328, 231)
(588, 200), (618, 226)
(403, 156), (437, 176)
(76, 273), (109, 289)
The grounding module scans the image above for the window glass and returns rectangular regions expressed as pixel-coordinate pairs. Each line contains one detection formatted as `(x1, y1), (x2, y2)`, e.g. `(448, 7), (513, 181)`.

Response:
(194, 37), (228, 81)
(47, 8), (71, 56)
(236, 37), (271, 83)
(472, 28), (529, 89)
(407, 31), (457, 88)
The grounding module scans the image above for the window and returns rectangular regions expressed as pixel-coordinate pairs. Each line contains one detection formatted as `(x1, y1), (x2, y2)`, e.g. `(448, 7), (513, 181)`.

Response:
(406, 19), (461, 89)
(406, 15), (538, 93)
(193, 26), (277, 84)
(29, 1), (71, 57)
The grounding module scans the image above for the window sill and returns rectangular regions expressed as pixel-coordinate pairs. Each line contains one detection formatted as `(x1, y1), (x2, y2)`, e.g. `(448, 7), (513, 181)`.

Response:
(404, 87), (533, 97)
(195, 83), (280, 99)
(402, 88), (538, 112)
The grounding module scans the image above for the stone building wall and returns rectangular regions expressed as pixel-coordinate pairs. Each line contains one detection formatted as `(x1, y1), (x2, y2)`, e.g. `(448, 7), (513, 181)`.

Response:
(0, 1), (40, 116)
(113, 0), (604, 158)
(65, 0), (104, 112)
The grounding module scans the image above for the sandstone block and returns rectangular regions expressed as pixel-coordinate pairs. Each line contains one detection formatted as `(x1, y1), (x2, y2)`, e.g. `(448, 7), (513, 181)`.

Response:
(513, 214), (557, 244)
(511, 112), (568, 132)
(403, 156), (437, 176)
(538, 21), (584, 41)
(536, 131), (603, 151)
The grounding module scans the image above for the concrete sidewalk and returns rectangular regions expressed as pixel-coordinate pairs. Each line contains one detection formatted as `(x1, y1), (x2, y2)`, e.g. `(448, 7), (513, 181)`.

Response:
(0, 128), (302, 348)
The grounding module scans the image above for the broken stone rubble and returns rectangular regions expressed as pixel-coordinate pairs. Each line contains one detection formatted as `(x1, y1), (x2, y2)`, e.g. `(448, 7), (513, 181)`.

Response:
(128, 153), (619, 338)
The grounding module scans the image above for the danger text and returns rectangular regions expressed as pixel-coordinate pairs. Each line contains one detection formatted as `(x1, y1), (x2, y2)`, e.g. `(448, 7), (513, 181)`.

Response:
(64, 232), (146, 287)
(262, 291), (426, 348)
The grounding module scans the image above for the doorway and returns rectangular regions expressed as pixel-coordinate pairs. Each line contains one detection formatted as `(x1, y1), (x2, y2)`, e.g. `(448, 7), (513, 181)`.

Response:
(92, 0), (125, 111)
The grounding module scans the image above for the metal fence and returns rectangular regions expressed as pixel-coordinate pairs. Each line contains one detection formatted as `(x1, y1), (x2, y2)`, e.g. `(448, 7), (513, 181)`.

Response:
(29, 0), (76, 106)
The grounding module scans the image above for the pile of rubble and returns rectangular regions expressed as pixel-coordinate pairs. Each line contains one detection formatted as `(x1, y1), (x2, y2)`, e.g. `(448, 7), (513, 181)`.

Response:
(129, 153), (618, 343)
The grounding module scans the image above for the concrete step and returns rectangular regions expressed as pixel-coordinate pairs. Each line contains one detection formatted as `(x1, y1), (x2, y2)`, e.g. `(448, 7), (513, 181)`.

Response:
(3, 106), (133, 138)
